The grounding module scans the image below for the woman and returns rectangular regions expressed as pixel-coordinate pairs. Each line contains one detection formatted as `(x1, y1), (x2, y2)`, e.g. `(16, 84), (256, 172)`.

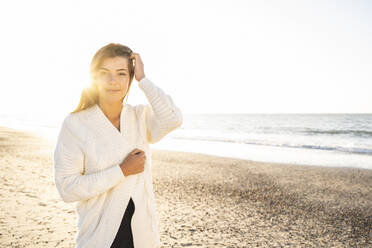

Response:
(53, 43), (183, 248)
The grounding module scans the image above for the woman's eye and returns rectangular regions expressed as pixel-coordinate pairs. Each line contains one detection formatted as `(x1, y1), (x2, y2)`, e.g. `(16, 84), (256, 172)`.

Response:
(119, 73), (126, 76)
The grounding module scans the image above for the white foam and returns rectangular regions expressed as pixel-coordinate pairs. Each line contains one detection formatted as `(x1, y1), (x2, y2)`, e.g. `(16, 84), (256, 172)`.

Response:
(152, 137), (372, 170)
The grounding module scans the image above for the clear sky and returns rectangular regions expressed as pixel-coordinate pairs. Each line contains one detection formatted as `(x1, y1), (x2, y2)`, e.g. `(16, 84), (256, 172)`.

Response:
(0, 0), (371, 117)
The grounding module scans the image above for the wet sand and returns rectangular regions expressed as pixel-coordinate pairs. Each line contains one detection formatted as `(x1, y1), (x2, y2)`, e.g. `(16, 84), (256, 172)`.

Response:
(0, 126), (371, 247)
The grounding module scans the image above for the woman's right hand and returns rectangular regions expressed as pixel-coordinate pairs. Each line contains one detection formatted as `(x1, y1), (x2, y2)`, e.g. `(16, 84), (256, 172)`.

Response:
(120, 148), (146, 176)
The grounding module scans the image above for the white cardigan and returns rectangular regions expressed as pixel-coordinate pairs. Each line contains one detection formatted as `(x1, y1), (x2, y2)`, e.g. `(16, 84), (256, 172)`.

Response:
(53, 77), (183, 248)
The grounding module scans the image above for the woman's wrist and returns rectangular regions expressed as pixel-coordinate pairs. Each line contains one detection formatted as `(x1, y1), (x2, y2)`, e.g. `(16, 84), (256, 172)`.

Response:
(137, 74), (146, 82)
(119, 162), (127, 176)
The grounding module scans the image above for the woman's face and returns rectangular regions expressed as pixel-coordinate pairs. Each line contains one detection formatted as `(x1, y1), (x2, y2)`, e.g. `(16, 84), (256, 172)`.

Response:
(94, 56), (131, 104)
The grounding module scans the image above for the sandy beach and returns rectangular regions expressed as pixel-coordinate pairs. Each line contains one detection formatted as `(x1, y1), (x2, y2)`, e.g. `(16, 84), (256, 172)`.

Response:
(0, 126), (371, 247)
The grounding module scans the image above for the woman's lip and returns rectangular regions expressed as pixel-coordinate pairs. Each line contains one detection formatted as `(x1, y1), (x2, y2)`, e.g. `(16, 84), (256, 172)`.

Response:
(106, 89), (120, 92)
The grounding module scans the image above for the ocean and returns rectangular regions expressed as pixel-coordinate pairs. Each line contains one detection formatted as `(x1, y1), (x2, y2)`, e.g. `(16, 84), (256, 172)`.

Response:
(1, 112), (371, 170)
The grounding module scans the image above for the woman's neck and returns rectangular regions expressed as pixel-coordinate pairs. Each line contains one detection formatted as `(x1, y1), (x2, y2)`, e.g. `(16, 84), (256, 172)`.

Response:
(98, 100), (123, 121)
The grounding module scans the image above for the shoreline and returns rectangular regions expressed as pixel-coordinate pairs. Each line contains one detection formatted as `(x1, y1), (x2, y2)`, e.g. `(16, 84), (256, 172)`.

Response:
(0, 126), (371, 247)
(152, 138), (372, 170)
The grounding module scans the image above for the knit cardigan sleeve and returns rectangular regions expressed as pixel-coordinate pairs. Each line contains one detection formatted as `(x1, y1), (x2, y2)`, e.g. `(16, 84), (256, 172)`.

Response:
(137, 77), (183, 144)
(53, 116), (125, 203)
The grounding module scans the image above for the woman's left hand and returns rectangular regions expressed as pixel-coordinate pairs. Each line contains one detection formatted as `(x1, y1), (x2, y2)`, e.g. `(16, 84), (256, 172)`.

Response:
(130, 52), (146, 82)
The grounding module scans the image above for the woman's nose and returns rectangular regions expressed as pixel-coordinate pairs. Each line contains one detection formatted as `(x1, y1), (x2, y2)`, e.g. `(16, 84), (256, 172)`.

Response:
(106, 74), (118, 84)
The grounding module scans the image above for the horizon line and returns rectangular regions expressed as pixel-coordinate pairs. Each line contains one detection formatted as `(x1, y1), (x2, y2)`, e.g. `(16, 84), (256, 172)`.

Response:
(184, 112), (372, 115)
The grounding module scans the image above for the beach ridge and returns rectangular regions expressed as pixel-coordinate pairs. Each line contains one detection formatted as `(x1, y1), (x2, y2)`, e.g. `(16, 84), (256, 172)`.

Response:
(0, 126), (371, 247)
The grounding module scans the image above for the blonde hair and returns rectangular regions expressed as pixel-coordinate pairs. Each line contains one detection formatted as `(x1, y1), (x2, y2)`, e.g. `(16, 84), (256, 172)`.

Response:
(71, 43), (135, 113)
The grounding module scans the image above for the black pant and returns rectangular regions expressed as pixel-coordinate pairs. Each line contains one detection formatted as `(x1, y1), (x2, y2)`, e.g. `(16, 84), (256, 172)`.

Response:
(110, 197), (135, 248)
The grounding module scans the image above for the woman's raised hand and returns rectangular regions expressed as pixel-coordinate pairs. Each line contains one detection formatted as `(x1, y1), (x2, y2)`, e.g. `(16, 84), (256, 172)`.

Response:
(120, 148), (146, 176)
(130, 52), (146, 82)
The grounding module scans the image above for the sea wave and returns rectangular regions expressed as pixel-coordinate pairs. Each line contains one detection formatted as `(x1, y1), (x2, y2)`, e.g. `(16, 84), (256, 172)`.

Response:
(171, 136), (372, 155)
(300, 129), (372, 138)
